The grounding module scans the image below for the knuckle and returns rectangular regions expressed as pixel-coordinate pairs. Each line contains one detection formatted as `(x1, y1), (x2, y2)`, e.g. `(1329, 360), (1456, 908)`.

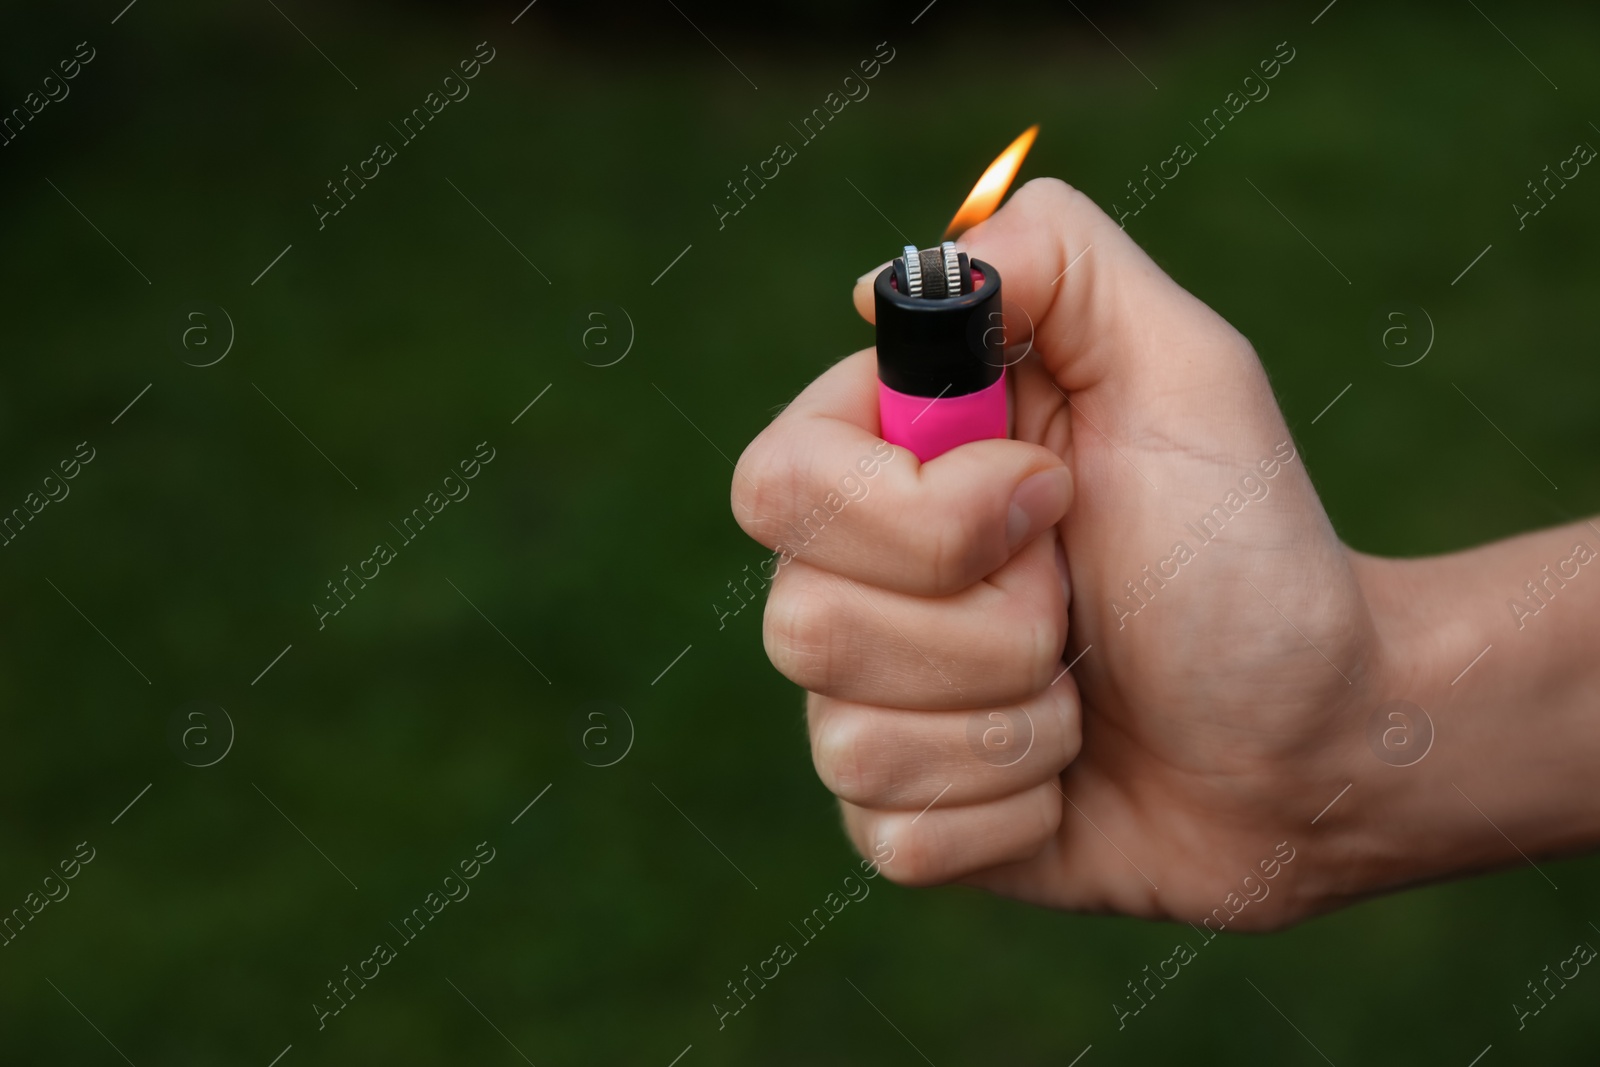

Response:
(811, 711), (891, 805)
(844, 816), (900, 880)
(763, 573), (850, 691)
(1013, 176), (1115, 246)
(876, 821), (944, 888)
(730, 425), (801, 545)
(1016, 175), (1085, 215)
(729, 437), (768, 531)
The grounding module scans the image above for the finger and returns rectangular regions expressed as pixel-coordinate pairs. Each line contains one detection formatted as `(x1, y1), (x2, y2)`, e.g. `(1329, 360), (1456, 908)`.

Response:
(852, 260), (890, 321)
(732, 350), (1072, 597)
(764, 528), (1068, 708)
(842, 777), (1062, 888)
(959, 768), (1165, 920)
(807, 672), (1081, 810)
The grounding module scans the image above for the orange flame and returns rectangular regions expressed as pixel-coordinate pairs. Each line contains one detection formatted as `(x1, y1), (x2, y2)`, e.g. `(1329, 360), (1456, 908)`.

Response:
(943, 124), (1039, 240)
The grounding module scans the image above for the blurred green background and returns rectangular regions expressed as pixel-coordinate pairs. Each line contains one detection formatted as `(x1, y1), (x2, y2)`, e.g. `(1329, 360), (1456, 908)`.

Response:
(2, 0), (1598, 1063)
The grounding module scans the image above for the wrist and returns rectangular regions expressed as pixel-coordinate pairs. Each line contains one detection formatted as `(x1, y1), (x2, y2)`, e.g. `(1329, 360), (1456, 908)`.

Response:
(1295, 550), (1447, 913)
(1303, 535), (1600, 915)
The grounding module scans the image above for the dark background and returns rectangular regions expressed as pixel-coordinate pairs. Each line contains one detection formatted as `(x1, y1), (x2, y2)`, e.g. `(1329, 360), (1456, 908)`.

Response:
(2, 1), (1597, 1063)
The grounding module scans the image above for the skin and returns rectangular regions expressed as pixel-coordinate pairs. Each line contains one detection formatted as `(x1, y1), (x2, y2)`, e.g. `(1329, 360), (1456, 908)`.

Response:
(731, 178), (1600, 930)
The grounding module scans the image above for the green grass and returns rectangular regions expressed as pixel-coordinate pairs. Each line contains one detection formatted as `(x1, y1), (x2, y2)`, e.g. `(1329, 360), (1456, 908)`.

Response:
(0, 1), (1597, 1063)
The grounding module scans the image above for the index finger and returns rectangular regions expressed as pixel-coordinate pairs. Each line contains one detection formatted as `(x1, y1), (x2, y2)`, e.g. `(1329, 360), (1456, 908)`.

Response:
(731, 349), (1071, 598)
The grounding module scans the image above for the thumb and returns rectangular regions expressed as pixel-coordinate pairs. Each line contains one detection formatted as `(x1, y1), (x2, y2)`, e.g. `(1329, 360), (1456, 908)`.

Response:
(852, 177), (1273, 410)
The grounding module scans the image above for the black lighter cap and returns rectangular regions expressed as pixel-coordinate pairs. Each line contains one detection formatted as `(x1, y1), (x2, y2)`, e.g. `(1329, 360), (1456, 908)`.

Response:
(874, 256), (1003, 399)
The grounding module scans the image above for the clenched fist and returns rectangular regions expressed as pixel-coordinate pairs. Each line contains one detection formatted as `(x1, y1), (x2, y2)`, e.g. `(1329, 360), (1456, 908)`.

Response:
(732, 178), (1600, 930)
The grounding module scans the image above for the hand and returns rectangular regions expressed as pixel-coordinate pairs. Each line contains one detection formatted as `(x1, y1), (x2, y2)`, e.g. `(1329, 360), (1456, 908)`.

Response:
(731, 178), (1600, 930)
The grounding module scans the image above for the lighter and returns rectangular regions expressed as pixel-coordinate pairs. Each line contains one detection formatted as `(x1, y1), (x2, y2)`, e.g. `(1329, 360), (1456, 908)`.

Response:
(873, 126), (1037, 463)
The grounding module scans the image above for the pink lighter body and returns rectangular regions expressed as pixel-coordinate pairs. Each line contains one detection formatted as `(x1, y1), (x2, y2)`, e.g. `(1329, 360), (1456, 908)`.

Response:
(873, 249), (1010, 463)
(877, 372), (1008, 463)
